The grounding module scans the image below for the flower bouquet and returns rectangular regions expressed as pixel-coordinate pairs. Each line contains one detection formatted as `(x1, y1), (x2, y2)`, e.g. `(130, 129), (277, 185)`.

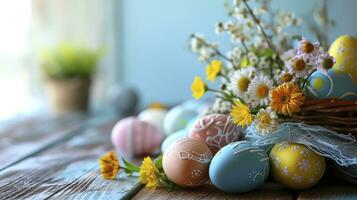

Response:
(98, 0), (357, 194)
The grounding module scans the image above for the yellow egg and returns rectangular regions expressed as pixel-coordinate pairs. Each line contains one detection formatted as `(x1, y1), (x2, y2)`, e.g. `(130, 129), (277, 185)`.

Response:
(270, 142), (325, 190)
(329, 35), (357, 84)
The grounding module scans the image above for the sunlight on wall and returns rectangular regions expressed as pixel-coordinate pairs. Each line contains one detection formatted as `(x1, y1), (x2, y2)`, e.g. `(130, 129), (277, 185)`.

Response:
(0, 0), (35, 120)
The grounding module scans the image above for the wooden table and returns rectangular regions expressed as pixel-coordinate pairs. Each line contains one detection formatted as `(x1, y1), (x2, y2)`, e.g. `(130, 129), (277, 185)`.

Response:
(0, 114), (356, 200)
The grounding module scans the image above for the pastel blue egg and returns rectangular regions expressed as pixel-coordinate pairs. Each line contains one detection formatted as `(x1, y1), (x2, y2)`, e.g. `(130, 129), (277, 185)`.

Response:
(160, 129), (187, 153)
(305, 70), (357, 100)
(163, 105), (197, 136)
(185, 116), (199, 132)
(209, 141), (269, 193)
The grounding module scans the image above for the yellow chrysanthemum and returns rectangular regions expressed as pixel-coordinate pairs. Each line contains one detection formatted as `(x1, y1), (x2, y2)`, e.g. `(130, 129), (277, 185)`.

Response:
(139, 157), (160, 189)
(206, 60), (222, 82)
(270, 82), (305, 116)
(191, 76), (207, 99)
(99, 150), (120, 180)
(230, 100), (253, 127)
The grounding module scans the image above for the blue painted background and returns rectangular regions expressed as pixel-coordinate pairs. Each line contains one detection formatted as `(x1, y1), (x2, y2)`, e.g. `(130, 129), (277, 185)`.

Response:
(118, 0), (357, 107)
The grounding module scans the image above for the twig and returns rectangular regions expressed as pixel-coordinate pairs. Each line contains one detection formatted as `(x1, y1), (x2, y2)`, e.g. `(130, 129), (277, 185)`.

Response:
(242, 0), (285, 67)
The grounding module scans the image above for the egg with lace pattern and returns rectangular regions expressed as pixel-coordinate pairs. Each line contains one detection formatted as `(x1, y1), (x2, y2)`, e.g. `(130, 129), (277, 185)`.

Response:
(163, 138), (213, 187)
(270, 142), (326, 190)
(189, 114), (244, 154)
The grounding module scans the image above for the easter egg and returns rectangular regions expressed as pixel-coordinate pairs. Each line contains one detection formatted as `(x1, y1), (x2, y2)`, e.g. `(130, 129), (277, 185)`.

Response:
(138, 109), (167, 135)
(209, 141), (269, 193)
(270, 142), (326, 190)
(305, 69), (357, 100)
(107, 85), (139, 116)
(329, 35), (357, 84)
(163, 138), (213, 187)
(163, 105), (197, 136)
(111, 117), (162, 156)
(189, 114), (244, 153)
(161, 129), (188, 153)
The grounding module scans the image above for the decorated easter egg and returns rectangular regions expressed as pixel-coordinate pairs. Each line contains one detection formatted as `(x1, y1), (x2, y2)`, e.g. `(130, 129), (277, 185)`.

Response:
(189, 114), (244, 153)
(181, 99), (211, 115)
(209, 141), (269, 193)
(163, 138), (213, 187)
(161, 129), (188, 153)
(111, 117), (162, 156)
(138, 109), (167, 135)
(329, 35), (357, 84)
(163, 105), (197, 136)
(270, 142), (325, 190)
(305, 69), (357, 100)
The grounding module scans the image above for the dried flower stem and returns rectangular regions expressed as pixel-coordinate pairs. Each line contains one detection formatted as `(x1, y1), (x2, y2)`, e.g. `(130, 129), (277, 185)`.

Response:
(242, 0), (284, 68)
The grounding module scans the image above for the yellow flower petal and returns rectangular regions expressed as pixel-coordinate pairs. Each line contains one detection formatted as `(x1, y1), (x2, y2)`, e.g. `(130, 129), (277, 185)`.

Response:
(230, 100), (253, 127)
(139, 157), (160, 189)
(191, 76), (206, 99)
(99, 150), (120, 180)
(206, 60), (222, 82)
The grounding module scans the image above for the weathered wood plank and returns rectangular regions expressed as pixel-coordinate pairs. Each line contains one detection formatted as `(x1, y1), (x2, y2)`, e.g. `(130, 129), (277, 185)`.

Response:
(297, 179), (357, 200)
(0, 113), (87, 171)
(0, 116), (141, 200)
(132, 182), (294, 200)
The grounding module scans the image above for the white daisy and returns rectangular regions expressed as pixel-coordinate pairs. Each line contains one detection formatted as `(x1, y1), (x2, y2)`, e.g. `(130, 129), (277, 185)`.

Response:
(297, 37), (321, 64)
(287, 55), (310, 78)
(228, 67), (254, 97)
(247, 75), (273, 107)
(255, 107), (278, 135)
(316, 52), (336, 73)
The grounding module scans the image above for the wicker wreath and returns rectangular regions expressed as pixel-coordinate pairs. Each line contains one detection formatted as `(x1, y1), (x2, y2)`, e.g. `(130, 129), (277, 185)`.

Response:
(288, 99), (357, 135)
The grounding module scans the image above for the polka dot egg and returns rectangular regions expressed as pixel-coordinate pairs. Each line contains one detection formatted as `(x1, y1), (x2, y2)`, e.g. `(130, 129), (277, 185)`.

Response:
(111, 117), (162, 156)
(305, 69), (357, 100)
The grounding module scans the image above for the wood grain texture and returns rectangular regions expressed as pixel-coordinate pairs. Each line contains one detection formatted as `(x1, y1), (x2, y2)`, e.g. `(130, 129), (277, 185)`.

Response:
(132, 182), (294, 200)
(0, 116), (141, 200)
(297, 179), (357, 200)
(0, 113), (87, 171)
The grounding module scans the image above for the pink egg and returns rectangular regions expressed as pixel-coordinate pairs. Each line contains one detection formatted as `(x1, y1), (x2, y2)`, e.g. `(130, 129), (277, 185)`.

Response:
(111, 117), (162, 156)
(189, 114), (244, 154)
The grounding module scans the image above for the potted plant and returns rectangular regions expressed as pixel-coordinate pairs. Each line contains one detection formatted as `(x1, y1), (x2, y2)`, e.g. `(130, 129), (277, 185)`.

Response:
(41, 43), (102, 114)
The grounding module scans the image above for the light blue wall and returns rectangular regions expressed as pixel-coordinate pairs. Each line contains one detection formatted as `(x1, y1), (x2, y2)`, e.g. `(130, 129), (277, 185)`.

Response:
(119, 0), (357, 107)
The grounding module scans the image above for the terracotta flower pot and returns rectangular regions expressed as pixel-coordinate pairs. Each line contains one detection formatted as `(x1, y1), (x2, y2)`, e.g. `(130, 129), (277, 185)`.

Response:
(45, 78), (91, 115)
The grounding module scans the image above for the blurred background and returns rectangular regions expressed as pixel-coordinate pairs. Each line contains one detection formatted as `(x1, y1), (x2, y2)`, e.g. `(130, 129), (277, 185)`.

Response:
(1, 0), (357, 121)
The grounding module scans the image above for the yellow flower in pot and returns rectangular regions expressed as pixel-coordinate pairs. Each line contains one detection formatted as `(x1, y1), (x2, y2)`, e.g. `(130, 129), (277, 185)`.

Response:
(41, 43), (102, 114)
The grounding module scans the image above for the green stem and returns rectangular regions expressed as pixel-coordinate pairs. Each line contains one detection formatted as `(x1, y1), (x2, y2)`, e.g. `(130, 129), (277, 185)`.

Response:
(302, 69), (317, 90)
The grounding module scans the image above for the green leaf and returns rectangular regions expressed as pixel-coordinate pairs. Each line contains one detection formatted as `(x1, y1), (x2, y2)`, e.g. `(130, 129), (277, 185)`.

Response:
(259, 48), (274, 57)
(154, 155), (163, 170)
(122, 158), (140, 173)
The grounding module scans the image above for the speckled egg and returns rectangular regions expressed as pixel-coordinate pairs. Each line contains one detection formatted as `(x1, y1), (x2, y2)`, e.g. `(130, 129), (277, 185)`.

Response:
(329, 35), (357, 85)
(163, 138), (213, 187)
(189, 114), (244, 154)
(111, 117), (162, 156)
(163, 105), (197, 136)
(305, 69), (357, 100)
(138, 109), (167, 136)
(209, 141), (269, 193)
(161, 129), (188, 153)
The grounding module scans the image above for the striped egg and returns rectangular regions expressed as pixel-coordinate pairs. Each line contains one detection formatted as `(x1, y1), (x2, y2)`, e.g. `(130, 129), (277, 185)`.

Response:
(111, 117), (162, 156)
